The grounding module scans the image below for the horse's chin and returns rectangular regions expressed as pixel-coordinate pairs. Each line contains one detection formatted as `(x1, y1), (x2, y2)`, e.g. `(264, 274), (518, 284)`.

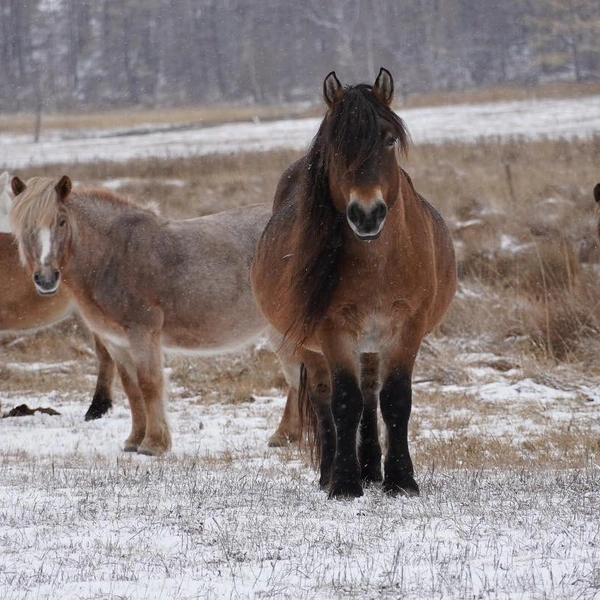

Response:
(354, 231), (382, 242)
(35, 285), (60, 296)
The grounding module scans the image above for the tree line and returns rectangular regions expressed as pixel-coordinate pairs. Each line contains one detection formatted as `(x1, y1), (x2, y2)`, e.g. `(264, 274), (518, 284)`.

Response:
(1, 0), (599, 113)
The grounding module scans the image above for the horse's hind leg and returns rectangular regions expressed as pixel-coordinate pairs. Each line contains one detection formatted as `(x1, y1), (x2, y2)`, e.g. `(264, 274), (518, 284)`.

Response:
(268, 354), (301, 447)
(359, 353), (382, 484)
(85, 335), (115, 421)
(268, 387), (300, 447)
(299, 350), (335, 491)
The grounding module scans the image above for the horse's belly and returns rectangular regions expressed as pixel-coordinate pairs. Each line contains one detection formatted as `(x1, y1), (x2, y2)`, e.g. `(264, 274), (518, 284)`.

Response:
(161, 322), (268, 356)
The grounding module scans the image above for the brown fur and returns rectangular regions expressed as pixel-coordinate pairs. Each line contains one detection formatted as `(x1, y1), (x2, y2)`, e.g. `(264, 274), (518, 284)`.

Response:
(251, 69), (457, 498)
(0, 232), (115, 420)
(10, 177), (300, 455)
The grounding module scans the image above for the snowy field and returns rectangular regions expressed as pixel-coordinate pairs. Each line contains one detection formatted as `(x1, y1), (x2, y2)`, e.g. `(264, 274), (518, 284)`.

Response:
(1, 95), (600, 169)
(1, 363), (599, 600)
(1, 96), (600, 599)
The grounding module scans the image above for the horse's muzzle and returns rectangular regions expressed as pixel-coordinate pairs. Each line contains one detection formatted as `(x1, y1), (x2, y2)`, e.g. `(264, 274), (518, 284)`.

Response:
(347, 200), (387, 240)
(33, 270), (61, 295)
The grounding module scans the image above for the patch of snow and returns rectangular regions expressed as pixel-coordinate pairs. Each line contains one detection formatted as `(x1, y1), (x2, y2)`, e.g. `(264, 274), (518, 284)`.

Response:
(2, 95), (600, 169)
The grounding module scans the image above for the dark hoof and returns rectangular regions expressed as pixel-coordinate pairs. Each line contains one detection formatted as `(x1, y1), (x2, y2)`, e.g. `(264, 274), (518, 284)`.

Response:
(383, 476), (420, 497)
(328, 479), (364, 500)
(84, 397), (111, 421)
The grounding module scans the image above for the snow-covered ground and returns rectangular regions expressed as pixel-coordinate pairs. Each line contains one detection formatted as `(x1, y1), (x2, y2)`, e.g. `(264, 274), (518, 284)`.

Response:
(1, 95), (600, 169)
(1, 348), (599, 599)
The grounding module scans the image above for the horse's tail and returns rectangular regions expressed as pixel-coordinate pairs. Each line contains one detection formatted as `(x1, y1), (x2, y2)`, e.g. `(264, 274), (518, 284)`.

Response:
(298, 362), (321, 468)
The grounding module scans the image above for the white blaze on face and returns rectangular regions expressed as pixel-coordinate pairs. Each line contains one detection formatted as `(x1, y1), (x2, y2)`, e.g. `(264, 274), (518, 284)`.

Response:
(39, 228), (52, 265)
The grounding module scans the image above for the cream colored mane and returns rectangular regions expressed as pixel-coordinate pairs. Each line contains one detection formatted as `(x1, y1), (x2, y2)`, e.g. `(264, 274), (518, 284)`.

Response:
(9, 177), (62, 240)
(10, 177), (161, 242)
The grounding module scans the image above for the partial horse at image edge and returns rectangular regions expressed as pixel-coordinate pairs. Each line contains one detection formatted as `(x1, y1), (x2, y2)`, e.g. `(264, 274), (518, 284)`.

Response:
(0, 230), (117, 420)
(0, 171), (13, 232)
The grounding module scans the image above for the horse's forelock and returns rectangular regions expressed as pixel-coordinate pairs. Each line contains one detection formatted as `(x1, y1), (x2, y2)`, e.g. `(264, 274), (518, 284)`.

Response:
(318, 84), (410, 174)
(9, 177), (63, 240)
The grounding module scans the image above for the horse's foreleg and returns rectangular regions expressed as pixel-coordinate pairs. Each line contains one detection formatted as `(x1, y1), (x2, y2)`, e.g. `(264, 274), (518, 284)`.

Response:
(379, 367), (419, 497)
(111, 353), (146, 452)
(359, 353), (382, 484)
(85, 335), (115, 421)
(329, 367), (364, 498)
(130, 332), (171, 456)
(318, 334), (363, 499)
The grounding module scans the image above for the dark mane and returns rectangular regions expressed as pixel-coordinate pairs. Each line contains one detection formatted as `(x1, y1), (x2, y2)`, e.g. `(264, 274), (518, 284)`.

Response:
(324, 84), (409, 173)
(288, 84), (410, 347)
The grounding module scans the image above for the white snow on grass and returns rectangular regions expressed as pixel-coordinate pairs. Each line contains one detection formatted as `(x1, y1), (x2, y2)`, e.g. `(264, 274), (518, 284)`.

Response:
(2, 95), (600, 169)
(1, 364), (599, 599)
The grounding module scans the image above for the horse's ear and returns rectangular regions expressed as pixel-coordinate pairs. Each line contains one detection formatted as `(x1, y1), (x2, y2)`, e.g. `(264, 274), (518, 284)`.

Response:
(323, 71), (343, 107)
(55, 175), (72, 201)
(12, 176), (26, 196)
(594, 183), (600, 203)
(373, 67), (394, 106)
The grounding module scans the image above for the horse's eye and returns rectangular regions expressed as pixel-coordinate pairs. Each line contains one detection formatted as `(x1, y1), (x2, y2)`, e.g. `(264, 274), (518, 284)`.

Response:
(59, 219), (66, 227)
(385, 136), (397, 148)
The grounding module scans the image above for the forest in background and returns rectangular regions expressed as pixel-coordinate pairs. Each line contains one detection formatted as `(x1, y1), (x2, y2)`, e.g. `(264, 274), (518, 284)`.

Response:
(1, 0), (600, 113)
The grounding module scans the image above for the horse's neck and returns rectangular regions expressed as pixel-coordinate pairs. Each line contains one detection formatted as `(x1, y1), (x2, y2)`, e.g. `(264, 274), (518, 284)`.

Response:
(68, 200), (126, 270)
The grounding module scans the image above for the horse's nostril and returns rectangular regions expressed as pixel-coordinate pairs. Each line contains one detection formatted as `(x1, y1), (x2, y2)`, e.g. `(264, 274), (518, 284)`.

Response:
(375, 202), (388, 221)
(347, 203), (363, 226)
(53, 270), (60, 281)
(33, 273), (41, 285)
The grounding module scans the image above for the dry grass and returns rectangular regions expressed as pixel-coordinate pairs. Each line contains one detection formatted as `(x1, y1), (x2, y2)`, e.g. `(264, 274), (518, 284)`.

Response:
(2, 134), (600, 472)
(0, 104), (314, 136)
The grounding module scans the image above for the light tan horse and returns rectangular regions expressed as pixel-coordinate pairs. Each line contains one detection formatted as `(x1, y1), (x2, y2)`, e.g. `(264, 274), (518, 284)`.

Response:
(0, 231), (117, 420)
(251, 68), (457, 498)
(0, 171), (11, 232)
(10, 176), (299, 455)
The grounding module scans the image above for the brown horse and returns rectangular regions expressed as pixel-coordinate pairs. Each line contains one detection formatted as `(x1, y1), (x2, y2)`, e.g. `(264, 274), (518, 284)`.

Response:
(9, 176), (300, 455)
(0, 231), (116, 420)
(251, 68), (457, 499)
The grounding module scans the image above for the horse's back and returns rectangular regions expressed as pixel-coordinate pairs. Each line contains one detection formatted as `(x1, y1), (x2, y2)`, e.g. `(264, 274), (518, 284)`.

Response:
(86, 203), (273, 351)
(161, 203), (272, 275)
